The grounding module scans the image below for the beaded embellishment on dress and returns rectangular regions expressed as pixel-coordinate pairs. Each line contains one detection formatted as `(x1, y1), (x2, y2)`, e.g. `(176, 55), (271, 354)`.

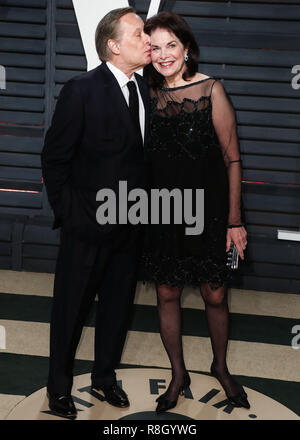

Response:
(139, 78), (244, 289)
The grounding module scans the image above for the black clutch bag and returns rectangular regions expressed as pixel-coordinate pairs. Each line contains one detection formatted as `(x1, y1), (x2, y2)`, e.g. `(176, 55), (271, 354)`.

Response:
(226, 242), (239, 270)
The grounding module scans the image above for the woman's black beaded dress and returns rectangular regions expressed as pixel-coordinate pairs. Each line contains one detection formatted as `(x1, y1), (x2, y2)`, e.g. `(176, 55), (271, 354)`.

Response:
(140, 77), (245, 290)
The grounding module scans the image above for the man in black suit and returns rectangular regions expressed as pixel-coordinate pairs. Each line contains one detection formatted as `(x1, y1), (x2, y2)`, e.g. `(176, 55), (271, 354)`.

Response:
(41, 7), (151, 418)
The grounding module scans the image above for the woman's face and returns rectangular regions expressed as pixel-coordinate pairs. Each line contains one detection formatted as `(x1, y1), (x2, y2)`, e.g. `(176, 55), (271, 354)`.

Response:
(150, 27), (187, 79)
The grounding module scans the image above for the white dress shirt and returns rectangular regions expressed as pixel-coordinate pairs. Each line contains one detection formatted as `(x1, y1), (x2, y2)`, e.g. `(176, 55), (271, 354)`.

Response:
(106, 61), (145, 143)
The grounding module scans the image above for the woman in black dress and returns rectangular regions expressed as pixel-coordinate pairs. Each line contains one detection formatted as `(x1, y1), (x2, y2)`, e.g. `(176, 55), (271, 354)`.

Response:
(140, 12), (249, 413)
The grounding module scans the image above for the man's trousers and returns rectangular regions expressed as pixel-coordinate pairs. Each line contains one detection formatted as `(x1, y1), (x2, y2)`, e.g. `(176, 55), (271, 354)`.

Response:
(47, 225), (142, 395)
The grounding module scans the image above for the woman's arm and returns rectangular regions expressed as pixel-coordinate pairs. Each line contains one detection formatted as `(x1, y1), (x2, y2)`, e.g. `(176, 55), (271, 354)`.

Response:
(210, 80), (247, 258)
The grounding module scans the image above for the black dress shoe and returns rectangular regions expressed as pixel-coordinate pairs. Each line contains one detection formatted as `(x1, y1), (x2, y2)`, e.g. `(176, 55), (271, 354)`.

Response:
(156, 371), (191, 414)
(210, 364), (250, 409)
(92, 383), (129, 408)
(47, 392), (77, 418)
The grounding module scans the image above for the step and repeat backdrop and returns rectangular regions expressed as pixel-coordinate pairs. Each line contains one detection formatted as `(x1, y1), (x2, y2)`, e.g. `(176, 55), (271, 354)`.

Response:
(0, 0), (299, 293)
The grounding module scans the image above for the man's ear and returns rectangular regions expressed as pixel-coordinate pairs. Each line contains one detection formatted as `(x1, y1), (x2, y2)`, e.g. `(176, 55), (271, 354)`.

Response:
(107, 39), (121, 56)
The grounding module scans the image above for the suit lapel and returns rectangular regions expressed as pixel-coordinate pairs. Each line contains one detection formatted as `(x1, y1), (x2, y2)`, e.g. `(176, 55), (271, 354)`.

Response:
(97, 62), (136, 138)
(96, 63), (150, 146)
(135, 73), (151, 144)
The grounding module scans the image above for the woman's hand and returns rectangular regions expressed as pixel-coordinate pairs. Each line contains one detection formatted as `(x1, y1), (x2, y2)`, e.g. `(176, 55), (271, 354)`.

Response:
(226, 226), (247, 260)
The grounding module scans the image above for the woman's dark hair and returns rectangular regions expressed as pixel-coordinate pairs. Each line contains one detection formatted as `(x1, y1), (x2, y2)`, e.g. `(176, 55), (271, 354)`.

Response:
(144, 11), (199, 89)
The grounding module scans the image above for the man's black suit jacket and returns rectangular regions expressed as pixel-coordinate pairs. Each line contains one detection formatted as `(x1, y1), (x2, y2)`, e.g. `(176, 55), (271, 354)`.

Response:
(41, 62), (151, 243)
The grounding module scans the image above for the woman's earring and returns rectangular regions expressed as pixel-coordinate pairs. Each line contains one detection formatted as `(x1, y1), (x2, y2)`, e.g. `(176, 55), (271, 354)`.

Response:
(184, 52), (189, 62)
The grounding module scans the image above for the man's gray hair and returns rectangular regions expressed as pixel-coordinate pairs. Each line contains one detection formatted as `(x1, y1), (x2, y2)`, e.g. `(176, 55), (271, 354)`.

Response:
(95, 7), (135, 62)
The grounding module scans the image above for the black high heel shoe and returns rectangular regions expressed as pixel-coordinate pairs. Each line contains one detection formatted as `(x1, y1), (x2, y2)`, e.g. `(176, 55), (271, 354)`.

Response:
(155, 371), (191, 414)
(210, 363), (250, 409)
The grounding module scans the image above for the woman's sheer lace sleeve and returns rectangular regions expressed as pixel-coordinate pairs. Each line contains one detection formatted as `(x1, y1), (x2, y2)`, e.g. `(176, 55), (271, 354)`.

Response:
(211, 80), (243, 225)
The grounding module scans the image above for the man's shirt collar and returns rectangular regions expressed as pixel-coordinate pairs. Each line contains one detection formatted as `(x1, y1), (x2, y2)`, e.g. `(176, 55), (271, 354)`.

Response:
(106, 61), (137, 89)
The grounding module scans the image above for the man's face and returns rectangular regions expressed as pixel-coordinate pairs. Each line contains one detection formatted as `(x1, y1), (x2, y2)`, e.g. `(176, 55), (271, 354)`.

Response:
(117, 13), (151, 70)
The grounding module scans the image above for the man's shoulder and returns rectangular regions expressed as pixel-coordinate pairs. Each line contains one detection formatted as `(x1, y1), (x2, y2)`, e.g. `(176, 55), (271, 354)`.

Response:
(62, 64), (109, 94)
(70, 64), (104, 85)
